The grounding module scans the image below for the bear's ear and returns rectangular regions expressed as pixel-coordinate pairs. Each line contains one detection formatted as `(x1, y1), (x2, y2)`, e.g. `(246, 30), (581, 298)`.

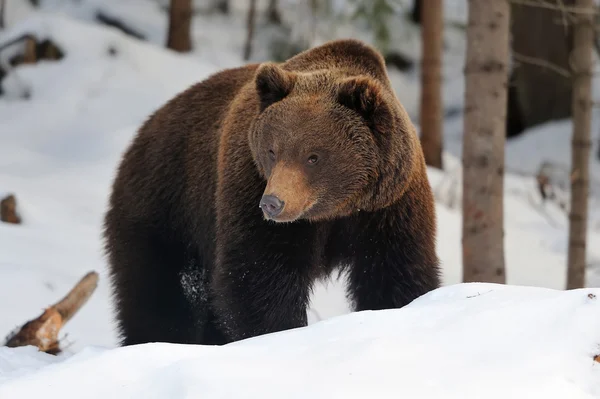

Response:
(255, 63), (296, 112)
(336, 76), (393, 134)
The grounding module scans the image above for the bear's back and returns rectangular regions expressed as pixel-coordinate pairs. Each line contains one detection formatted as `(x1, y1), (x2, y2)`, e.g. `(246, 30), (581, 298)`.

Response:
(282, 39), (391, 88)
(108, 64), (259, 240)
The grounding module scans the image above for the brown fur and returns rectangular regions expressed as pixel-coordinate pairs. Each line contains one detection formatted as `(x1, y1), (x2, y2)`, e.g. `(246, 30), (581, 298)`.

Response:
(263, 163), (315, 222)
(104, 39), (440, 346)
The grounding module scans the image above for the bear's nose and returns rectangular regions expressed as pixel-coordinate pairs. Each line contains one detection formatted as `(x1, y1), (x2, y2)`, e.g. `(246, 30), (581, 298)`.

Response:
(260, 195), (284, 218)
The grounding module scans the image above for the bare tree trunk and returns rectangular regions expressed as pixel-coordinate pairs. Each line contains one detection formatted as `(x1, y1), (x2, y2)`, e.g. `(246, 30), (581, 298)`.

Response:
(166, 0), (192, 52)
(566, 0), (594, 289)
(419, 0), (443, 169)
(243, 0), (257, 61)
(216, 0), (229, 14)
(267, 0), (281, 24)
(309, 0), (318, 45)
(462, 0), (510, 284)
(0, 0), (6, 30)
(411, 0), (422, 24)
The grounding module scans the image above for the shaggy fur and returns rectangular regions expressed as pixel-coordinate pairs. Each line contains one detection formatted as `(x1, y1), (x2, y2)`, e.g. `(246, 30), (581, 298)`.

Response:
(104, 38), (440, 346)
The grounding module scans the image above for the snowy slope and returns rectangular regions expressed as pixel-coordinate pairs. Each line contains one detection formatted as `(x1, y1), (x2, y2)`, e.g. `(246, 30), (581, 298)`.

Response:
(2, 283), (600, 399)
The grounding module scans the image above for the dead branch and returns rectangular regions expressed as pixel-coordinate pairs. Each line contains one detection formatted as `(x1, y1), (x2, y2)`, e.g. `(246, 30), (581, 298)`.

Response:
(509, 0), (598, 15)
(54, 271), (99, 323)
(22, 36), (36, 64)
(0, 34), (62, 64)
(95, 11), (146, 41)
(1, 194), (21, 224)
(513, 51), (572, 78)
(4, 271), (99, 354)
(0, 34), (36, 56)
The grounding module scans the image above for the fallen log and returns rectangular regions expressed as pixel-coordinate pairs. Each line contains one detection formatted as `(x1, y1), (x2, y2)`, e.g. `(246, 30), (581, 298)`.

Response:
(4, 271), (99, 354)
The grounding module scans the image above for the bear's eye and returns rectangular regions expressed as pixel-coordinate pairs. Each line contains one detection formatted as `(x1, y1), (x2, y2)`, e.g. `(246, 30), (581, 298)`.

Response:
(306, 154), (319, 166)
(268, 149), (276, 161)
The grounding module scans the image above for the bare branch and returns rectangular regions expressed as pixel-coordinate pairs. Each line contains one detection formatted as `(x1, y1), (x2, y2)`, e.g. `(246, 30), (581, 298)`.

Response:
(509, 0), (598, 15)
(0, 34), (36, 56)
(54, 271), (99, 323)
(513, 51), (572, 78)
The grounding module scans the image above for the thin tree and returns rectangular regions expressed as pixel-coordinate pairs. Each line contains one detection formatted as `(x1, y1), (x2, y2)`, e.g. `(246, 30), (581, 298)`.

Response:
(462, 0), (510, 284)
(419, 0), (443, 169)
(267, 0), (281, 25)
(216, 0), (229, 14)
(166, 0), (192, 52)
(566, 0), (594, 289)
(0, 0), (5, 30)
(243, 0), (257, 61)
(410, 0), (421, 24)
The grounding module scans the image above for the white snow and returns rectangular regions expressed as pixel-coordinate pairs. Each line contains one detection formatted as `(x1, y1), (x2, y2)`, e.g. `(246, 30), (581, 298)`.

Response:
(2, 284), (600, 398)
(1, 0), (600, 396)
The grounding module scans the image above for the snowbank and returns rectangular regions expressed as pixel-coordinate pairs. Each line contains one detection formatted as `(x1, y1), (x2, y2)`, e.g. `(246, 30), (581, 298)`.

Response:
(2, 283), (600, 398)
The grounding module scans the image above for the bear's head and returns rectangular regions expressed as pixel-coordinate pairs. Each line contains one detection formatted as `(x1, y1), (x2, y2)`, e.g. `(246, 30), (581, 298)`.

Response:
(249, 62), (418, 223)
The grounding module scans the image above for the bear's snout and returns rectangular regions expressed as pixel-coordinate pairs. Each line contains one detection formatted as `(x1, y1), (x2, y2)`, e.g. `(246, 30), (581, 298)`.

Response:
(260, 195), (285, 218)
(261, 163), (315, 222)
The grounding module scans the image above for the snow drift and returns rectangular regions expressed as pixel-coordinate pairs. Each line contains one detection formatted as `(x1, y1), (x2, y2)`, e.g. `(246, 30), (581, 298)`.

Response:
(2, 283), (600, 398)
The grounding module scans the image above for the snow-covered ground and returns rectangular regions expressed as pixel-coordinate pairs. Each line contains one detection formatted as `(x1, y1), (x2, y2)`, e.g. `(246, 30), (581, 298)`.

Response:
(1, 0), (600, 396)
(2, 283), (600, 398)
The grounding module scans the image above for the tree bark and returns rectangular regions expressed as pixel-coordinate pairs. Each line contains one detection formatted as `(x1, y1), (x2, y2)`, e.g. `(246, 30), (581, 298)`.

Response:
(243, 0), (257, 61)
(566, 0), (594, 289)
(462, 0), (510, 284)
(419, 0), (443, 169)
(166, 0), (192, 53)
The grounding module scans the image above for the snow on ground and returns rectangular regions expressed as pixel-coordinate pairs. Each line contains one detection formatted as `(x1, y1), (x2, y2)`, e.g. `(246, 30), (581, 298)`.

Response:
(2, 283), (600, 398)
(1, 2), (600, 396)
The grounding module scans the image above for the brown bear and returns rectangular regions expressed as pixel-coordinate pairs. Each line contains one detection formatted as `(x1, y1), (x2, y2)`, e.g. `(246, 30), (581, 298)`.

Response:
(103, 38), (440, 346)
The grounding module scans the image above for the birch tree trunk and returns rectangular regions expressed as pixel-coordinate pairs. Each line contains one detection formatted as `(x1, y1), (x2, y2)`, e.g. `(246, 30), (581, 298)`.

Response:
(566, 0), (594, 289)
(462, 0), (510, 283)
(166, 0), (192, 52)
(419, 0), (443, 169)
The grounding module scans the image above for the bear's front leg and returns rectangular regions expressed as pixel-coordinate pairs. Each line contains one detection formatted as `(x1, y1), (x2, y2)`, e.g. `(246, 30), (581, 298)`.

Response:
(343, 200), (441, 312)
(211, 217), (316, 341)
(211, 163), (317, 342)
